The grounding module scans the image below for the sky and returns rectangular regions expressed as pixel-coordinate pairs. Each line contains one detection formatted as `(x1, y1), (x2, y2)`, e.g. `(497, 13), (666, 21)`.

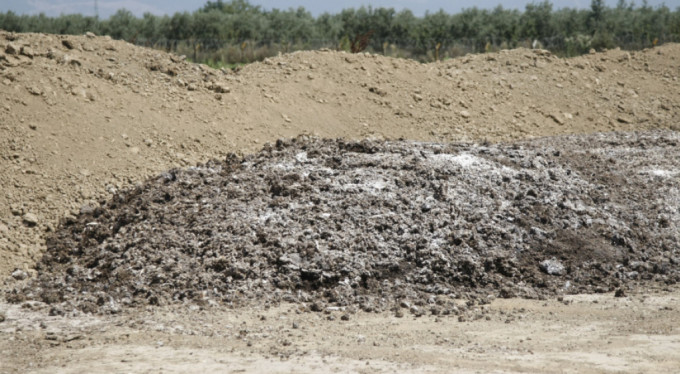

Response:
(1, 0), (677, 19)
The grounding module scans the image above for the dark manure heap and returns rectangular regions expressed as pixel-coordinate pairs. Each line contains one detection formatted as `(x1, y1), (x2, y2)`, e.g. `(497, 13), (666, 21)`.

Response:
(8, 131), (680, 315)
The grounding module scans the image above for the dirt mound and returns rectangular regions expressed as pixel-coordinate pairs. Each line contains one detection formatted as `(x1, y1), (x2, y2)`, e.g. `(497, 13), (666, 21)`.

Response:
(1, 30), (680, 277)
(8, 130), (678, 314)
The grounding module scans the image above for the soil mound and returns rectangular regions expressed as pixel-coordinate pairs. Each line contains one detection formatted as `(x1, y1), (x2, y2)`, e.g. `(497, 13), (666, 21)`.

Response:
(9, 130), (679, 314)
(1, 30), (680, 276)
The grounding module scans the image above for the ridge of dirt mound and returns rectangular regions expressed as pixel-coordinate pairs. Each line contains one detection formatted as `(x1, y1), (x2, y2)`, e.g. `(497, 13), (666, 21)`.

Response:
(7, 131), (679, 315)
(1, 30), (680, 276)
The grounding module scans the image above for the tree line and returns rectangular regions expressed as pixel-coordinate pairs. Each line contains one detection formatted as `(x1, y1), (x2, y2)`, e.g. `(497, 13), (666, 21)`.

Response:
(1, 0), (679, 64)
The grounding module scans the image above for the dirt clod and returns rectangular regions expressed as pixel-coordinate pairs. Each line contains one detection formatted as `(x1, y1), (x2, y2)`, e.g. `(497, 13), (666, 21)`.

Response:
(22, 213), (39, 227)
(11, 269), (28, 280)
(61, 39), (75, 49)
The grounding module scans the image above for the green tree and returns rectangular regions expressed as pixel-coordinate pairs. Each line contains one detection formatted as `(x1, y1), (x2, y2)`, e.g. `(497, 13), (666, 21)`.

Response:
(315, 12), (344, 41)
(2, 0), (680, 63)
(264, 7), (315, 43)
(0, 11), (24, 32)
(588, 0), (606, 31)
(104, 9), (138, 40)
(139, 12), (161, 40)
(391, 9), (418, 42)
(520, 1), (554, 39)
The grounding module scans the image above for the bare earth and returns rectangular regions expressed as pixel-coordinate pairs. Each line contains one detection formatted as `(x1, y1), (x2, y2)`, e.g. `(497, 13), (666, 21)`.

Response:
(1, 30), (679, 373)
(2, 288), (679, 373)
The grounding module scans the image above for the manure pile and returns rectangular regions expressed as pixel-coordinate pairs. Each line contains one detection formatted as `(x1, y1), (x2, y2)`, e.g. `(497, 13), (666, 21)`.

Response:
(9, 131), (680, 315)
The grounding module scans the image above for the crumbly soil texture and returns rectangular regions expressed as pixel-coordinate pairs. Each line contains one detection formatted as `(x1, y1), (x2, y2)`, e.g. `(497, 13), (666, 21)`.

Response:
(2, 30), (680, 373)
(2, 30), (680, 278)
(9, 130), (679, 315)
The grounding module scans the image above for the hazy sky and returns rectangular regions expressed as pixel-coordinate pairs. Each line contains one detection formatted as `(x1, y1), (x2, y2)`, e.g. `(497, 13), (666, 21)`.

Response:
(1, 0), (676, 19)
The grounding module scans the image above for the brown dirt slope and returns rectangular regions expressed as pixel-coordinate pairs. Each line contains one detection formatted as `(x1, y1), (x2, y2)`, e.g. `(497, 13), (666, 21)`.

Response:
(1, 30), (679, 276)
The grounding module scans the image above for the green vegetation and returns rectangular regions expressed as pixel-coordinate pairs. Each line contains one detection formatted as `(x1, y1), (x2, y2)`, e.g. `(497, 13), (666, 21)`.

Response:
(1, 0), (678, 63)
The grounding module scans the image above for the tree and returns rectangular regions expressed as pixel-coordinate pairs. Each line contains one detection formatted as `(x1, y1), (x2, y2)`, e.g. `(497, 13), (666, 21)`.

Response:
(520, 1), (554, 39)
(588, 0), (606, 32)
(391, 9), (418, 42)
(315, 12), (344, 41)
(105, 9), (138, 40)
(264, 7), (315, 43)
(2, 0), (680, 63)
(0, 11), (24, 32)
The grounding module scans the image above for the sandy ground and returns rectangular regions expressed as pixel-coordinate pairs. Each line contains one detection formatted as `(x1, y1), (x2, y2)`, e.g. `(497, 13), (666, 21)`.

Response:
(1, 30), (680, 373)
(2, 286), (679, 373)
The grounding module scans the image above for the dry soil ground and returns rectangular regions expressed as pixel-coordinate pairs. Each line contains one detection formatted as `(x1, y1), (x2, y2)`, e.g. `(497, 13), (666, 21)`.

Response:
(1, 30), (679, 373)
(1, 290), (679, 374)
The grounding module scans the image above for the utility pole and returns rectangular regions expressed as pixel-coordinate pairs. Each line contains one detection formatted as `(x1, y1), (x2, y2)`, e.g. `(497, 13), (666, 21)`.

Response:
(95, 0), (99, 19)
